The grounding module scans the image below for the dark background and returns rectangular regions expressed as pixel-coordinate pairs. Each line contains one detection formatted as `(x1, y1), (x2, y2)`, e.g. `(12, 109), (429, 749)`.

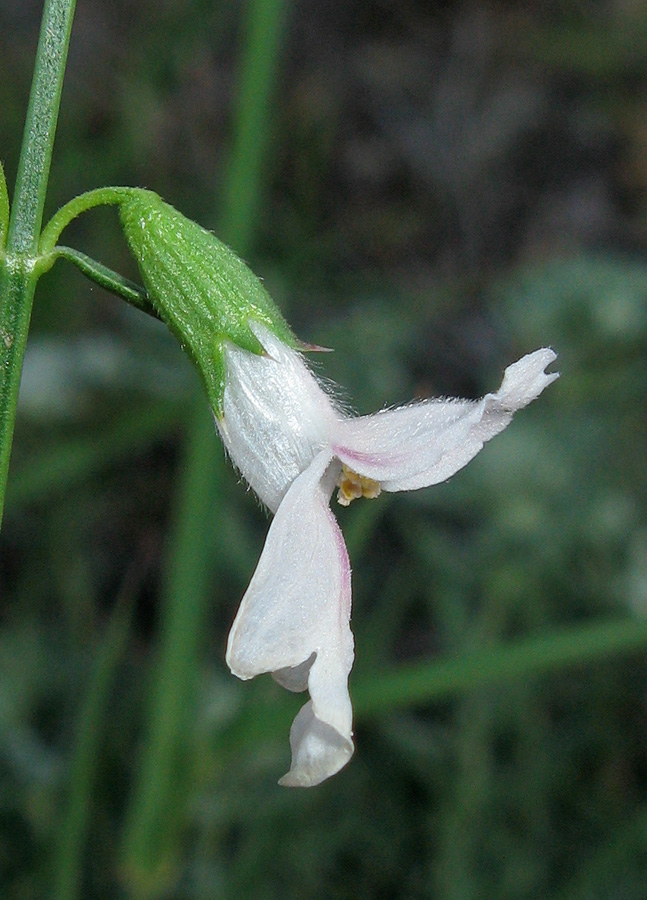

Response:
(2, 1), (647, 898)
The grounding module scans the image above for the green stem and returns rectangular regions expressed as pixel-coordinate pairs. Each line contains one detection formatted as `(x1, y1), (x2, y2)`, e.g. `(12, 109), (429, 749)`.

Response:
(38, 185), (136, 254)
(0, 163), (8, 245)
(38, 188), (156, 313)
(6, 0), (77, 254)
(0, 0), (78, 529)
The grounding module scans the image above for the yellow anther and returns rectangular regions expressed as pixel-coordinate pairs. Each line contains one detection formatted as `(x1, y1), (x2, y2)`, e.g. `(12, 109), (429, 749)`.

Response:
(336, 464), (381, 507)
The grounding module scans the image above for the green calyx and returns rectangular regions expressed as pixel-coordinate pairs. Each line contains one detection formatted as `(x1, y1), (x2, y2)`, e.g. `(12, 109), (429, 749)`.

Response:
(119, 189), (296, 416)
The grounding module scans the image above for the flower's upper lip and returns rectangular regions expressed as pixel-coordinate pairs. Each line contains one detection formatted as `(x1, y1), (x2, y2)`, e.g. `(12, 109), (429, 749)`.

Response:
(217, 325), (338, 511)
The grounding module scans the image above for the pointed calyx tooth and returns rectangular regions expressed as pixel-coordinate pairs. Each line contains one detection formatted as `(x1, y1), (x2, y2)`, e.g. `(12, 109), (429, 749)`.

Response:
(118, 188), (296, 415)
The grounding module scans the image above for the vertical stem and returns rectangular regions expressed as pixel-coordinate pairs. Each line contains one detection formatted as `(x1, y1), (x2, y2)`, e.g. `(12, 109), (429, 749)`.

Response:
(0, 0), (78, 528)
(0, 163), (8, 245)
(8, 0), (77, 252)
(0, 267), (38, 526)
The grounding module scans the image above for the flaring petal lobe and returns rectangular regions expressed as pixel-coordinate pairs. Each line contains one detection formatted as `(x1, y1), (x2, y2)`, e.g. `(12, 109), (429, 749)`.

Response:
(225, 449), (354, 786)
(332, 348), (558, 491)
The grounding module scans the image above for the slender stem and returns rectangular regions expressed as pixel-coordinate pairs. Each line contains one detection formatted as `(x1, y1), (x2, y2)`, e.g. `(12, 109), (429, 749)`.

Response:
(0, 0), (78, 528)
(39, 185), (136, 254)
(7, 0), (78, 253)
(0, 163), (8, 246)
(38, 188), (157, 316)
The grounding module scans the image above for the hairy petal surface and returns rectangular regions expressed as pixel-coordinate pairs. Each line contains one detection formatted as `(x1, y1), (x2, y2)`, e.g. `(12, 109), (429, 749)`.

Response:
(218, 323), (338, 512)
(332, 348), (558, 491)
(226, 450), (354, 786)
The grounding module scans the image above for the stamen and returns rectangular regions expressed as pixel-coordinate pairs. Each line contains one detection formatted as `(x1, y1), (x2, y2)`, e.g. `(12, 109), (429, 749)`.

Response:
(336, 464), (381, 506)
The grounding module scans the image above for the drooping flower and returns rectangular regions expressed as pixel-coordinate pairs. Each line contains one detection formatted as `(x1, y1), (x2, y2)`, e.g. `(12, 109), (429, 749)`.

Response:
(218, 322), (558, 787)
(115, 189), (557, 787)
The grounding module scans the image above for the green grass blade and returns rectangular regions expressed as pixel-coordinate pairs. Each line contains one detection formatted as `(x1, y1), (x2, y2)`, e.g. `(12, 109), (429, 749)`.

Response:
(353, 617), (647, 716)
(53, 574), (137, 900)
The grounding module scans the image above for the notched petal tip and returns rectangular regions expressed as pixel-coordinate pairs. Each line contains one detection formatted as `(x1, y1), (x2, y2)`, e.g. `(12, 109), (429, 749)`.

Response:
(497, 347), (559, 409)
(332, 346), (559, 494)
(277, 700), (354, 788)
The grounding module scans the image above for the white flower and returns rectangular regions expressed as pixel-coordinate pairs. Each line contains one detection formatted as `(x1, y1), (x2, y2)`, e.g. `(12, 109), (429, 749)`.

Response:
(218, 323), (558, 787)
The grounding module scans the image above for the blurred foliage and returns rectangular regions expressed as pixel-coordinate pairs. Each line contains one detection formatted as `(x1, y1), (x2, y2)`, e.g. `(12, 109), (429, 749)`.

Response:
(2, 0), (647, 898)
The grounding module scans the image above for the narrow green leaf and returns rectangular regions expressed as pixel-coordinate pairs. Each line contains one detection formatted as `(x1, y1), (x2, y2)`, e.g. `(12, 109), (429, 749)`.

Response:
(50, 246), (158, 318)
(352, 617), (647, 716)
(219, 0), (288, 249)
(218, 617), (647, 753)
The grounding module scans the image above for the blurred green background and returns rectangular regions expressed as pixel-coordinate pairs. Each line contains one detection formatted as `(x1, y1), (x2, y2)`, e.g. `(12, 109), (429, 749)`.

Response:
(2, 0), (647, 898)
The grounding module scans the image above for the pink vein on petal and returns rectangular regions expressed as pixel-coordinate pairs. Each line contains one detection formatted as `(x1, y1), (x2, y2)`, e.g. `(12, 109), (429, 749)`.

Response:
(328, 506), (351, 622)
(332, 446), (393, 468)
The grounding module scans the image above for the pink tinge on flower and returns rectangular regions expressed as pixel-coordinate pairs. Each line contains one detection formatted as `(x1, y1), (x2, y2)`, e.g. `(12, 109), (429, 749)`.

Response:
(331, 348), (558, 491)
(225, 449), (354, 787)
(219, 323), (558, 787)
